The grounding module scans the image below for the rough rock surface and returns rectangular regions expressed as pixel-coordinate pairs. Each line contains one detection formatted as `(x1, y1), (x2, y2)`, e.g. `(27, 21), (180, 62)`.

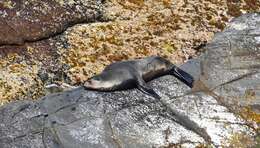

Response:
(0, 0), (104, 104)
(0, 13), (259, 147)
(1, 0), (260, 104)
(0, 0), (103, 45)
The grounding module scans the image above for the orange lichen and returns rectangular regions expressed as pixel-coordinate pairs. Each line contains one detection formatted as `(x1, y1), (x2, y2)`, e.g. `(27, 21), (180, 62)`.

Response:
(240, 107), (260, 124)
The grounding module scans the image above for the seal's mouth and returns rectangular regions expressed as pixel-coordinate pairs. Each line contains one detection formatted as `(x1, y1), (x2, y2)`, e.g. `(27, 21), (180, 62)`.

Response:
(83, 79), (116, 91)
(171, 67), (194, 88)
(83, 80), (94, 89)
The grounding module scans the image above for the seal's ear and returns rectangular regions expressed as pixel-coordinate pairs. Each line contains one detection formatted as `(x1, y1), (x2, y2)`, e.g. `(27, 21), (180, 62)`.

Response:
(91, 75), (101, 81)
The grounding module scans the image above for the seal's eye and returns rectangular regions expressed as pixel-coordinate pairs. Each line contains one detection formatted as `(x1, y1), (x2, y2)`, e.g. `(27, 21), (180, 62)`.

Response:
(87, 80), (92, 84)
(92, 76), (100, 81)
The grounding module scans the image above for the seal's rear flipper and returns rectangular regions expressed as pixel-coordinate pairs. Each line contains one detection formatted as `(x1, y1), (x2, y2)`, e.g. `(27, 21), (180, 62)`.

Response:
(170, 66), (194, 88)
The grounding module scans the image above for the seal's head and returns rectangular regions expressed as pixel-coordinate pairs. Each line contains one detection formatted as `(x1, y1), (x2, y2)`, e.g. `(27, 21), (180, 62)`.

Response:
(83, 74), (116, 91)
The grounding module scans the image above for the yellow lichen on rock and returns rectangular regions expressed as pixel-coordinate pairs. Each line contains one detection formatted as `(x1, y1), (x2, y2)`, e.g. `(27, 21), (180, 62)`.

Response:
(60, 0), (221, 84)
(0, 45), (50, 105)
(0, 56), (43, 104)
(222, 132), (256, 148)
(59, 0), (260, 85)
(240, 107), (260, 124)
(0, 0), (16, 9)
(61, 20), (187, 84)
(1, 0), (260, 105)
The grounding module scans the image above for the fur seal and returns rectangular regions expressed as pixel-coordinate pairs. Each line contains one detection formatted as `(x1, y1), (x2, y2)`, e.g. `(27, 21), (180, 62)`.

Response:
(84, 56), (194, 99)
(83, 56), (212, 143)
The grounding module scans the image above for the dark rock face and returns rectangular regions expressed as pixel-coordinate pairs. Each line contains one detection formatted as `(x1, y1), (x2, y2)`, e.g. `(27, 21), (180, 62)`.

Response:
(0, 0), (103, 45)
(0, 13), (259, 147)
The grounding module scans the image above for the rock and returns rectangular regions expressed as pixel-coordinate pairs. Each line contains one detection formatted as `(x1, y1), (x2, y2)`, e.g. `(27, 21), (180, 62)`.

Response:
(0, 0), (103, 45)
(1, 0), (259, 104)
(200, 13), (260, 113)
(0, 13), (259, 147)
(0, 0), (104, 102)
(0, 37), (71, 102)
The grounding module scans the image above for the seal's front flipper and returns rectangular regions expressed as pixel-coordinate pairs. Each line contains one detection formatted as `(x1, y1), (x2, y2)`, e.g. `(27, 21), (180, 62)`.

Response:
(138, 84), (161, 99)
(136, 77), (161, 99)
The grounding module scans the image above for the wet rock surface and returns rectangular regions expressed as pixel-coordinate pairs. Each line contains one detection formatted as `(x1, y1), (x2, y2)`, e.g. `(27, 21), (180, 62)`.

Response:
(0, 13), (259, 147)
(0, 0), (103, 45)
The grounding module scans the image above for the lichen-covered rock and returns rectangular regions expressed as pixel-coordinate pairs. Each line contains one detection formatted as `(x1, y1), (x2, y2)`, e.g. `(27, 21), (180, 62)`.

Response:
(58, 0), (260, 85)
(1, 0), (260, 105)
(0, 0), (103, 104)
(0, 13), (259, 147)
(0, 36), (71, 104)
(0, 0), (103, 45)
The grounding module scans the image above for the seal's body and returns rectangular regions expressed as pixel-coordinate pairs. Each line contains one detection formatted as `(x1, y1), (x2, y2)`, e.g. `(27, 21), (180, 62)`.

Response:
(84, 56), (194, 99)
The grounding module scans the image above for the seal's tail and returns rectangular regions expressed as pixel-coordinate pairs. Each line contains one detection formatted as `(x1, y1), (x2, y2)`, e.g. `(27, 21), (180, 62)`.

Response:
(170, 66), (194, 88)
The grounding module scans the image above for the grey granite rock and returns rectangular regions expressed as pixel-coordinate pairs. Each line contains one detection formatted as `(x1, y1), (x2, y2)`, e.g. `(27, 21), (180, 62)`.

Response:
(0, 13), (259, 148)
